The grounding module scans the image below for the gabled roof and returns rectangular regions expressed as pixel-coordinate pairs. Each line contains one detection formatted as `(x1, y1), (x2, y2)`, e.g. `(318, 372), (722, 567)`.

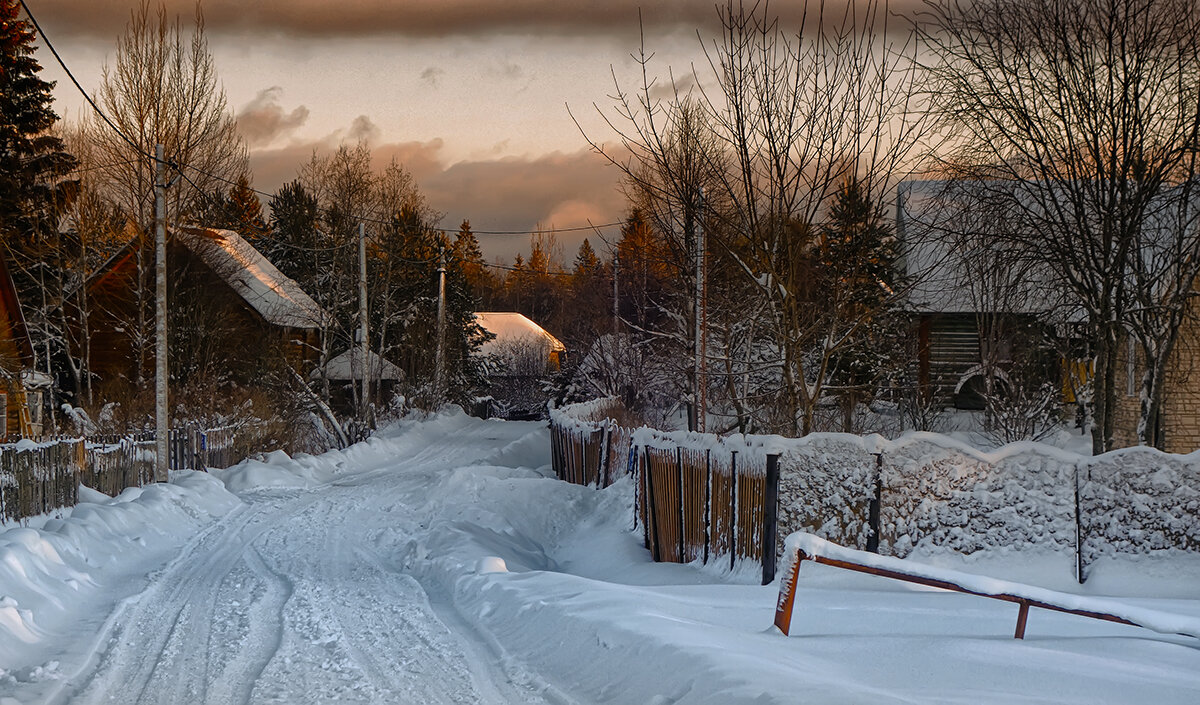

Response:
(174, 226), (325, 330)
(896, 180), (1070, 316)
(474, 312), (565, 356)
(315, 347), (405, 381)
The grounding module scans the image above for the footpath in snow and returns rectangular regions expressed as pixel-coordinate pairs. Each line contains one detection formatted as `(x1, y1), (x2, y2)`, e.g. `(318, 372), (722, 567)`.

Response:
(0, 408), (1198, 704)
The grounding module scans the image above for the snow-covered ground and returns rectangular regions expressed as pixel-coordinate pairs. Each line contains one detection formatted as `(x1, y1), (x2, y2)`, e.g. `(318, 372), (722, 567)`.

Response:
(1, 409), (1198, 704)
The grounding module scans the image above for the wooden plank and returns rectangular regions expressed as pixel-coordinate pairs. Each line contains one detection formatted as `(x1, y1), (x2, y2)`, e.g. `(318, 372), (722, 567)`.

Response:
(774, 538), (1198, 640)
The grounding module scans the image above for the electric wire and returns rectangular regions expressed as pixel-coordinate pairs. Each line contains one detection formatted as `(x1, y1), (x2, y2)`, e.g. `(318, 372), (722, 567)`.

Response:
(21, 0), (626, 239)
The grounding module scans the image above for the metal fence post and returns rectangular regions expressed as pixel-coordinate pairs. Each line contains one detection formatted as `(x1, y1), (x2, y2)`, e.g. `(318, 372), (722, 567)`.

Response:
(867, 452), (883, 553)
(763, 453), (780, 585)
(1075, 462), (1086, 584)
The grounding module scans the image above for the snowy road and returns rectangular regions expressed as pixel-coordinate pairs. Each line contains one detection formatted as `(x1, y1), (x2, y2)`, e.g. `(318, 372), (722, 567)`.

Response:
(4, 410), (1200, 705)
(41, 416), (560, 705)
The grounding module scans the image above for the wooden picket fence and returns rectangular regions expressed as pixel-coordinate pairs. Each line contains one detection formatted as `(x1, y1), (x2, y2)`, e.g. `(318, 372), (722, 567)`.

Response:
(637, 441), (781, 585)
(549, 419), (633, 488)
(0, 440), (85, 523)
(549, 399), (782, 584)
(0, 424), (249, 523)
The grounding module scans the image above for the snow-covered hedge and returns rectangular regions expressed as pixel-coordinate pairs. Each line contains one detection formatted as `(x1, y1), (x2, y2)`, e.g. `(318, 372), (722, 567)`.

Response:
(552, 400), (1200, 574)
(1079, 447), (1200, 564)
(878, 435), (1078, 557)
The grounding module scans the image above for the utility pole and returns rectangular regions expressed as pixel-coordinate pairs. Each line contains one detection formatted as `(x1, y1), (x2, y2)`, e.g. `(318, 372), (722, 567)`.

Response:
(358, 221), (369, 419)
(612, 254), (620, 339)
(694, 190), (708, 433)
(433, 246), (447, 406)
(154, 144), (169, 482)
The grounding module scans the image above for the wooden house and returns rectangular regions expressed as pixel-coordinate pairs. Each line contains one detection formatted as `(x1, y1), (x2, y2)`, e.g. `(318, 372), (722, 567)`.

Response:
(897, 180), (1074, 410)
(83, 226), (325, 395)
(0, 253), (42, 438)
(313, 347), (405, 415)
(474, 312), (566, 419)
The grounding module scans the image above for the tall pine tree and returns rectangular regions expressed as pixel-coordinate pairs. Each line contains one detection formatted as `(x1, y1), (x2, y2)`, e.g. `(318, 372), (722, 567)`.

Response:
(0, 0), (77, 245)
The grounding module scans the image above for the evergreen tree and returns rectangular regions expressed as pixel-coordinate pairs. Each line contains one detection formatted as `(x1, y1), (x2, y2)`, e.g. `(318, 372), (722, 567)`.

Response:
(0, 0), (77, 245)
(227, 175), (268, 240)
(265, 180), (323, 290)
(572, 238), (601, 278)
(818, 178), (902, 392)
(453, 219), (498, 305)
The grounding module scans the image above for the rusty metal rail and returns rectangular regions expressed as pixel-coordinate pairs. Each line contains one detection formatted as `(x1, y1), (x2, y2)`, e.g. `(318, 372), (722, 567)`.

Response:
(774, 535), (1200, 641)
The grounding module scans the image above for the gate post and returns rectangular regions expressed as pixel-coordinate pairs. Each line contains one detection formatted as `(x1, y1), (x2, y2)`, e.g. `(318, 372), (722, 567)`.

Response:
(762, 453), (780, 585)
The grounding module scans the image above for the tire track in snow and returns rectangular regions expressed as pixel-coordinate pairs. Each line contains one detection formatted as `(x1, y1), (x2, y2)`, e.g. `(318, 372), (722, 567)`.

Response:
(207, 544), (293, 705)
(42, 418), (559, 705)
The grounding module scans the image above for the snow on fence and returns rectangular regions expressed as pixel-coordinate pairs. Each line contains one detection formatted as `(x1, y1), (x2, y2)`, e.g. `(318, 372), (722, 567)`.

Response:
(0, 425), (251, 523)
(549, 399), (634, 488)
(552, 400), (1200, 584)
(0, 440), (85, 523)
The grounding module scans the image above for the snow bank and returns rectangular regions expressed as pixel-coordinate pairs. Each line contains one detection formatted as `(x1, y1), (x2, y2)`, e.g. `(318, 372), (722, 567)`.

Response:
(0, 471), (239, 667)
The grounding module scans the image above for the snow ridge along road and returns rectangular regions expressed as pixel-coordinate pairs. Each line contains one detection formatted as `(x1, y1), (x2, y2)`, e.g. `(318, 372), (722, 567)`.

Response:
(36, 412), (562, 705)
(4, 409), (1200, 705)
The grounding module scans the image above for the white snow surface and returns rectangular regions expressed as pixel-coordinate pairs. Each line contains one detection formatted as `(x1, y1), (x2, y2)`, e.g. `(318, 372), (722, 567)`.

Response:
(0, 409), (1197, 704)
(475, 312), (566, 356)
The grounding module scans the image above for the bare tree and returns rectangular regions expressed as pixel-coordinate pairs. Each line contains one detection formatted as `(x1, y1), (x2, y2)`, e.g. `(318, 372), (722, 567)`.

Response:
(85, 0), (248, 389)
(918, 0), (1200, 452)
(579, 0), (926, 435)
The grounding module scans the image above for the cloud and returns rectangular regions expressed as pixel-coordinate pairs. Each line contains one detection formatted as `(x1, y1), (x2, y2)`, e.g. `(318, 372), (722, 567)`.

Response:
(39, 1), (709, 40)
(235, 87), (310, 147)
(42, 0), (927, 41)
(419, 67), (444, 88)
(347, 115), (381, 143)
(246, 121), (626, 260)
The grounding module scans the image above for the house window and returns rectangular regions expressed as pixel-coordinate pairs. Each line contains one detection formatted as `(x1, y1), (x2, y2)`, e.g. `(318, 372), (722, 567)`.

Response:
(1126, 336), (1137, 397)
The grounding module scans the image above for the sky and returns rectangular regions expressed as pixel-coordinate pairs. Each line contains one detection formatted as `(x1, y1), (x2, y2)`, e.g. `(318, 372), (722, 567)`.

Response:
(30, 0), (751, 261)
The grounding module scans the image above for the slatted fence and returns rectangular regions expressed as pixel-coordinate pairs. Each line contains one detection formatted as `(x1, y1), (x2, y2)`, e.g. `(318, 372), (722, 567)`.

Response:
(635, 430), (781, 584)
(1, 424), (250, 524)
(550, 399), (783, 584)
(0, 440), (86, 523)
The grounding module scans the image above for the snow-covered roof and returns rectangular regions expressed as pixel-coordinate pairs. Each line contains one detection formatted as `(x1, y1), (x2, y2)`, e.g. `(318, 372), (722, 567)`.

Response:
(897, 180), (1070, 315)
(316, 347), (405, 381)
(174, 227), (325, 330)
(475, 312), (565, 356)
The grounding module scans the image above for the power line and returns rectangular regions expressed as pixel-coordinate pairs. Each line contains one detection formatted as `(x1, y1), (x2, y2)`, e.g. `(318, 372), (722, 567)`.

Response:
(19, 0), (161, 165)
(22, 0), (626, 240)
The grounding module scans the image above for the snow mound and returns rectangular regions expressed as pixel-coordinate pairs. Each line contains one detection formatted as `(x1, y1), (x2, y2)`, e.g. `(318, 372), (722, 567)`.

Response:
(0, 471), (240, 666)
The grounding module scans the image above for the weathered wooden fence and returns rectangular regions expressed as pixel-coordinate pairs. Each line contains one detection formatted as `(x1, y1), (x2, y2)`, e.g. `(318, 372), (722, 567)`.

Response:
(548, 399), (633, 489)
(549, 399), (782, 584)
(0, 440), (86, 523)
(636, 433), (781, 584)
(1, 424), (250, 524)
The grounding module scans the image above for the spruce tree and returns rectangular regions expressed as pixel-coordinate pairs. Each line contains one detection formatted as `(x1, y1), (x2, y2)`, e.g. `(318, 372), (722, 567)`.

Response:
(0, 0), (77, 245)
(227, 175), (268, 241)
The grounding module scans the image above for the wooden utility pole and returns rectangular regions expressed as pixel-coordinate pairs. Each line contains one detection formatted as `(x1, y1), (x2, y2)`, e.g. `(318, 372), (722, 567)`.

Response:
(612, 254), (620, 338)
(358, 221), (369, 417)
(694, 191), (708, 433)
(154, 144), (169, 482)
(433, 246), (447, 405)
